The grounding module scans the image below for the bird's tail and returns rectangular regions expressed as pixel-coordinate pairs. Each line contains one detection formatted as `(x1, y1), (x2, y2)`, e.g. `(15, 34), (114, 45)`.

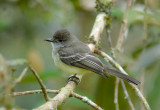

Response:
(104, 65), (140, 85)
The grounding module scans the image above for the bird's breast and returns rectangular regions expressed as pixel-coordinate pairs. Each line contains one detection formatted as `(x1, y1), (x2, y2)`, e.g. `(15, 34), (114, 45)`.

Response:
(52, 53), (91, 75)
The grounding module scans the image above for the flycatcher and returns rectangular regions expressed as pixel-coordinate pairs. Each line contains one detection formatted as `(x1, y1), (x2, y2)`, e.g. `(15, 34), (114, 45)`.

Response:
(45, 29), (140, 85)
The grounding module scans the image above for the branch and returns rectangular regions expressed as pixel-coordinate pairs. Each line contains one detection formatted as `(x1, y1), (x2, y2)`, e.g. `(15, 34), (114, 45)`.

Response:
(35, 81), (77, 110)
(95, 50), (151, 110)
(1, 67), (29, 95)
(88, 3), (145, 110)
(121, 80), (135, 110)
(35, 75), (83, 110)
(140, 71), (145, 110)
(29, 66), (50, 101)
(106, 21), (121, 110)
(116, 0), (132, 51)
(70, 92), (104, 110)
(33, 66), (103, 110)
(114, 78), (120, 110)
(12, 89), (103, 110)
(140, 0), (148, 109)
(88, 2), (135, 110)
(14, 67), (29, 84)
(113, 0), (135, 109)
(106, 19), (135, 110)
(11, 90), (59, 96)
(88, 13), (106, 52)
(106, 27), (116, 58)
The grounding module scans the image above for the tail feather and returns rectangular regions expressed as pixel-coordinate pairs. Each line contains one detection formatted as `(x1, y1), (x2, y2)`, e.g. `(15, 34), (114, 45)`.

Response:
(104, 66), (140, 85)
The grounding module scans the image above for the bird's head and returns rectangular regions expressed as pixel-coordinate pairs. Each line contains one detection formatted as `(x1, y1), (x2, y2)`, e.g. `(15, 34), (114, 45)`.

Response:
(45, 29), (71, 44)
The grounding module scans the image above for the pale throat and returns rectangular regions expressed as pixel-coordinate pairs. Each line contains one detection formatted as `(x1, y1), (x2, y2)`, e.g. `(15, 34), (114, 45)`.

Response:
(51, 42), (63, 54)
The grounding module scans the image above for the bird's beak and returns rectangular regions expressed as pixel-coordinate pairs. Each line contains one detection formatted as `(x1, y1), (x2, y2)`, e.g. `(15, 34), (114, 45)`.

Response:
(44, 38), (53, 42)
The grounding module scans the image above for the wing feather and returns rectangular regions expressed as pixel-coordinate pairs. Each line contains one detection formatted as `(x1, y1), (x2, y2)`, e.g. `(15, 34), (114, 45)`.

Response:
(58, 48), (140, 85)
(59, 52), (108, 78)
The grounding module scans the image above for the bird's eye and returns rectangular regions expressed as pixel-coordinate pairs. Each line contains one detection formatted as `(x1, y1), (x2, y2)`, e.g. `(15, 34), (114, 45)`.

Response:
(59, 40), (63, 42)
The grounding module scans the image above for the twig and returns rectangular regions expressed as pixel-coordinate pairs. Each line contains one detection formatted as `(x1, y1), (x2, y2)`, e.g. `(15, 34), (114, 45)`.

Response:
(95, 50), (151, 110)
(113, 0), (135, 108)
(12, 89), (59, 96)
(11, 89), (103, 110)
(114, 78), (119, 110)
(140, 71), (145, 110)
(70, 92), (104, 110)
(140, 0), (148, 109)
(35, 75), (82, 110)
(106, 23), (134, 110)
(14, 67), (29, 84)
(106, 27), (116, 58)
(116, 0), (132, 51)
(130, 84), (151, 110)
(121, 80), (135, 110)
(2, 67), (29, 95)
(29, 66), (50, 102)
(106, 26), (120, 110)
(0, 60), (29, 109)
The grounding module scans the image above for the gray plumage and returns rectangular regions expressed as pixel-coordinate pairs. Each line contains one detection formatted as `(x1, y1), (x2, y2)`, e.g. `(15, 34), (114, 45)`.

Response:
(46, 29), (140, 85)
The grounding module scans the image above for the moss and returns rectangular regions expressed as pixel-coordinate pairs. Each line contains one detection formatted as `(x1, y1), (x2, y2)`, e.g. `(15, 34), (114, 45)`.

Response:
(95, 0), (112, 27)
(87, 37), (97, 45)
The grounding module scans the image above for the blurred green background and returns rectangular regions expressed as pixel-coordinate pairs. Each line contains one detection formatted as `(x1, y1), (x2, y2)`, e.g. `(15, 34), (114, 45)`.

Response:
(0, 0), (160, 110)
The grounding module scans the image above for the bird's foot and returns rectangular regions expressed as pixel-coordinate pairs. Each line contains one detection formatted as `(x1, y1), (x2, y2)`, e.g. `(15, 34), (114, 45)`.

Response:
(66, 74), (80, 85)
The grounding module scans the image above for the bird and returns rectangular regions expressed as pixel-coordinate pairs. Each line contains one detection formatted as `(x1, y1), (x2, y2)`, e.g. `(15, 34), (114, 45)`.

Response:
(45, 29), (140, 85)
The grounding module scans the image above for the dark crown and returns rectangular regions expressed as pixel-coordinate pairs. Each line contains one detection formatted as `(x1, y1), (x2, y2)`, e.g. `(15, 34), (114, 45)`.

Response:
(53, 29), (71, 40)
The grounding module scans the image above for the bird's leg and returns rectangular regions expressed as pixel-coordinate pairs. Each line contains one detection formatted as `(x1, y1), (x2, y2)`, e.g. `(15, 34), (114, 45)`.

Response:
(65, 74), (80, 85)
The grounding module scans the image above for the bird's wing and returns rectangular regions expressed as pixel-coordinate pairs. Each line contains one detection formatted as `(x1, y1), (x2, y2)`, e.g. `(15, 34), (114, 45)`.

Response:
(58, 48), (140, 85)
(58, 49), (108, 78)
